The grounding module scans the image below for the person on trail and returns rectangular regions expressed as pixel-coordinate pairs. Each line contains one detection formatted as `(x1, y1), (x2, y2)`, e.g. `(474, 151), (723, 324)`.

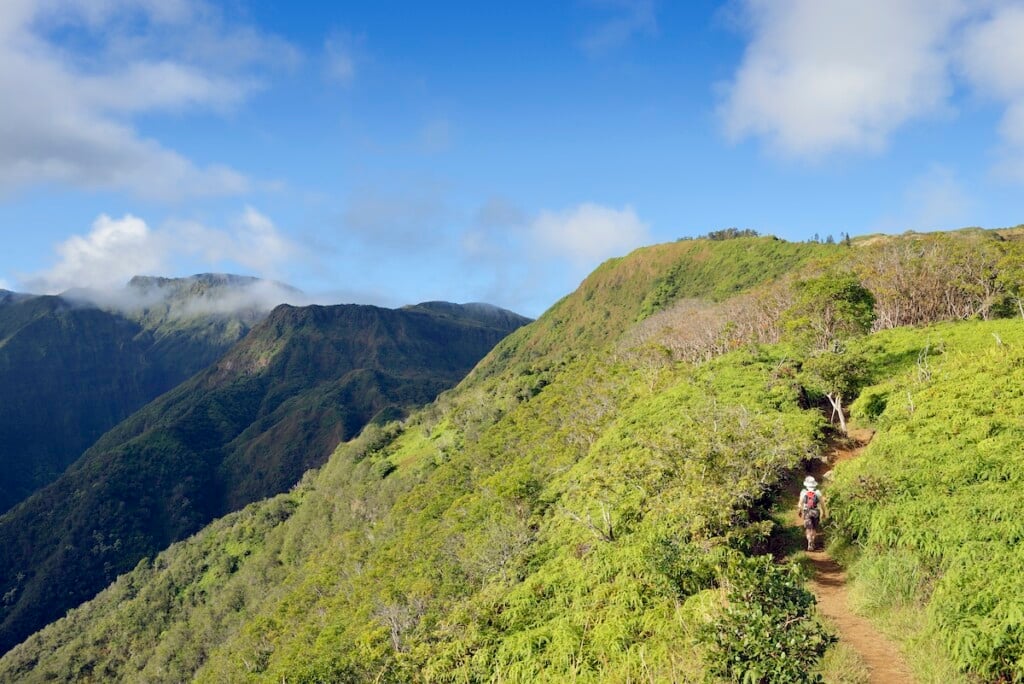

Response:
(797, 476), (824, 551)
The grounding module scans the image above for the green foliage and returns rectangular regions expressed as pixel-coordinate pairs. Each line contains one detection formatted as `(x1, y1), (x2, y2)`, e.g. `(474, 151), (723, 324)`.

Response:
(639, 237), (834, 319)
(9, 230), (1024, 681)
(0, 302), (525, 656)
(829, 319), (1024, 681)
(701, 555), (835, 684)
(784, 275), (875, 352)
(0, 236), (834, 682)
(802, 349), (870, 397)
(703, 227), (761, 241)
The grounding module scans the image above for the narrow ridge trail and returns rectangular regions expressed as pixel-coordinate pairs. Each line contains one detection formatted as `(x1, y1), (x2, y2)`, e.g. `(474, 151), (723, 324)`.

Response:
(800, 429), (914, 683)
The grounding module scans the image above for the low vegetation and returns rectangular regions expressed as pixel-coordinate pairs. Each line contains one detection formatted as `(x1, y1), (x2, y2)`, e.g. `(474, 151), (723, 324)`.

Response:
(828, 319), (1024, 682)
(3, 229), (1024, 681)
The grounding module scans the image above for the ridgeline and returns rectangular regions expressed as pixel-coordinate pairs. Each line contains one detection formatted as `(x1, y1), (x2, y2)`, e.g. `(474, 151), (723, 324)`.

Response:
(3, 229), (1024, 682)
(0, 301), (528, 658)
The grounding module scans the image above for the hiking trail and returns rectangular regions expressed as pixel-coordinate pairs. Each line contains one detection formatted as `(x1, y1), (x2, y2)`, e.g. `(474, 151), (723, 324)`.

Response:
(792, 428), (914, 683)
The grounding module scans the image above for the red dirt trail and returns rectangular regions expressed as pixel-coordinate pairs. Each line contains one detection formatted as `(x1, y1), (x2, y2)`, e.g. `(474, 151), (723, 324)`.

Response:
(805, 428), (914, 684)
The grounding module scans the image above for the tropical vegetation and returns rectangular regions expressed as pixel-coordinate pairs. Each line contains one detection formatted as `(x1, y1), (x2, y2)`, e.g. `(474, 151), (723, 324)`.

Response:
(3, 228), (1024, 682)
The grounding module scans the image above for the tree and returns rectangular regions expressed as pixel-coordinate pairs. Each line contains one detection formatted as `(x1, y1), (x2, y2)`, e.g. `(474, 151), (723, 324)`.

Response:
(783, 275), (875, 433)
(783, 275), (875, 352)
(801, 348), (870, 434)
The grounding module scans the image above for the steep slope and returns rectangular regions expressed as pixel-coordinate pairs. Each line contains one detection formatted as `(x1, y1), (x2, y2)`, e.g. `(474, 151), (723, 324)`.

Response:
(0, 296), (235, 514)
(0, 301), (528, 656)
(0, 274), (295, 514)
(0, 236), (841, 680)
(5, 230), (1023, 682)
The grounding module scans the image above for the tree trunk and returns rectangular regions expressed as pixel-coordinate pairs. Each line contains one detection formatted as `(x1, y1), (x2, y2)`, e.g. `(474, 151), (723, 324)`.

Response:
(827, 392), (847, 434)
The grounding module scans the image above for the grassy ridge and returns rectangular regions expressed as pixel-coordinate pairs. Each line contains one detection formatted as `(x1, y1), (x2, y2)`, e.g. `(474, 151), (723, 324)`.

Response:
(9, 231), (1023, 681)
(0, 237), (837, 682)
(0, 347), (825, 683)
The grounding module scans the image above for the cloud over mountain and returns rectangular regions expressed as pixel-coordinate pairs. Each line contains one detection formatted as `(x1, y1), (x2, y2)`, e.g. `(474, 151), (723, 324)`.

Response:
(24, 208), (305, 296)
(531, 203), (651, 266)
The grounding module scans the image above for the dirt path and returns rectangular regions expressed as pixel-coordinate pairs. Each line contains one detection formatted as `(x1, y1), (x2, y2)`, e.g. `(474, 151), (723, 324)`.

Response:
(804, 429), (914, 684)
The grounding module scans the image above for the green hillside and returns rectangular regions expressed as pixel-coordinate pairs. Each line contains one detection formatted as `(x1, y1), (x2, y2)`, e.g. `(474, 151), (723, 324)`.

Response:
(3, 231), (1023, 682)
(0, 301), (528, 657)
(827, 319), (1024, 682)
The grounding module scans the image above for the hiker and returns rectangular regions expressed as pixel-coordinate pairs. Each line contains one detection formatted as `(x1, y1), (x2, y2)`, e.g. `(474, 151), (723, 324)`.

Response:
(797, 476), (824, 551)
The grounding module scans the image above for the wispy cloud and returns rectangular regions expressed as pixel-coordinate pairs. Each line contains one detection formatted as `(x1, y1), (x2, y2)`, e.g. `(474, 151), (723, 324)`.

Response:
(959, 4), (1024, 182)
(457, 198), (652, 315)
(531, 203), (651, 266)
(341, 184), (452, 249)
(0, 0), (296, 200)
(324, 31), (361, 86)
(578, 0), (658, 56)
(904, 164), (973, 230)
(870, 164), (973, 233)
(23, 208), (306, 294)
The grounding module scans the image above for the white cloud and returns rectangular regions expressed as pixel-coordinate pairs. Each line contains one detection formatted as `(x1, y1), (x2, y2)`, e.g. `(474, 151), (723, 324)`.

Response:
(959, 5), (1024, 100)
(579, 0), (658, 56)
(531, 203), (651, 266)
(454, 200), (652, 316)
(720, 0), (1024, 177)
(0, 0), (294, 200)
(25, 208), (305, 294)
(32, 214), (167, 292)
(0, 278), (11, 291)
(958, 4), (1024, 180)
(721, 0), (967, 158)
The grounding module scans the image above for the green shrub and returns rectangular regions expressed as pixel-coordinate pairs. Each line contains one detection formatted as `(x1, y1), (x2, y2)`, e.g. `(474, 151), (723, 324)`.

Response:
(701, 555), (835, 683)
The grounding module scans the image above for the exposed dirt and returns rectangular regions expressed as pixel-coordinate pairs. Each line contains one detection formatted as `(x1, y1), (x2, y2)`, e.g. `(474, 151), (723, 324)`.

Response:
(804, 428), (915, 684)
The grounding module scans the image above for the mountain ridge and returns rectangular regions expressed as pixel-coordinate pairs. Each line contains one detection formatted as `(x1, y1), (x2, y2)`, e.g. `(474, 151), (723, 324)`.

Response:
(0, 274), (307, 514)
(0, 299), (528, 656)
(5, 230), (1024, 681)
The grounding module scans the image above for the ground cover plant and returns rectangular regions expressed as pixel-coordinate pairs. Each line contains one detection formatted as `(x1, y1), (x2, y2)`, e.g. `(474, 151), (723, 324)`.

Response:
(5, 230), (1024, 681)
(828, 318), (1024, 682)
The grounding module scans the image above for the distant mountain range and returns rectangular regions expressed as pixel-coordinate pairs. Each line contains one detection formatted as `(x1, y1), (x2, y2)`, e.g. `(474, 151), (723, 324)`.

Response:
(0, 274), (299, 514)
(0, 285), (529, 655)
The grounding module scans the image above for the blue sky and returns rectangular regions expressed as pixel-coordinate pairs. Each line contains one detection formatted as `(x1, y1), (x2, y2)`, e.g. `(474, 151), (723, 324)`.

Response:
(1, 0), (1023, 317)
